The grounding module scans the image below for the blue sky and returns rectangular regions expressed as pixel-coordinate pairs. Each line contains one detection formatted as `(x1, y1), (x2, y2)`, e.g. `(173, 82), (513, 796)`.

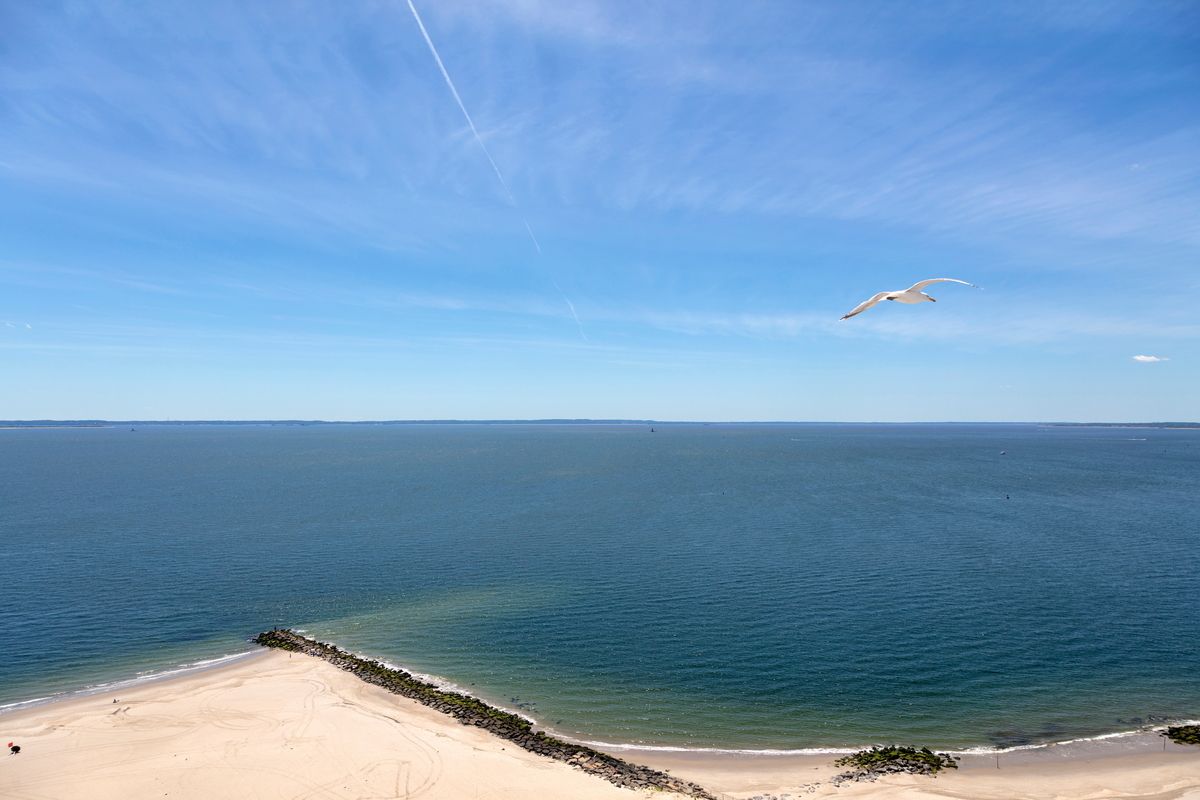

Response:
(2, 1), (1197, 420)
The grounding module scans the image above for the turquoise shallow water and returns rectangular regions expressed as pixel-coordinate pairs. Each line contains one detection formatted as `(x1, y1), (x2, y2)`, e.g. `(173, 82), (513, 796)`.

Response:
(1, 423), (1197, 749)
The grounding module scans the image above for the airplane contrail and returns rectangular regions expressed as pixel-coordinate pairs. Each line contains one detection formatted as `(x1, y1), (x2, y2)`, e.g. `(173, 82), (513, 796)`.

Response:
(405, 0), (587, 340)
(552, 278), (588, 342)
(406, 0), (513, 205)
(522, 220), (542, 255)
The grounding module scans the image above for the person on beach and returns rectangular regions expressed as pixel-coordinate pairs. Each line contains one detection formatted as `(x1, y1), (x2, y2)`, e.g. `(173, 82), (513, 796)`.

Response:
(8, 742), (19, 755)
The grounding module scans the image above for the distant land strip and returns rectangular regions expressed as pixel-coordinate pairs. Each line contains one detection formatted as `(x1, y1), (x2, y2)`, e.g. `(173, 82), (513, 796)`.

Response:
(1, 420), (1197, 428)
(1044, 422), (1200, 429)
(254, 629), (716, 799)
(0, 419), (660, 427)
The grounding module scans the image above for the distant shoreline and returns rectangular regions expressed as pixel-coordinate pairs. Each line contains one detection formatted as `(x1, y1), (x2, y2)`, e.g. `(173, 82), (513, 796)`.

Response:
(2, 419), (1197, 428)
(0, 424), (112, 429)
(1043, 422), (1200, 429)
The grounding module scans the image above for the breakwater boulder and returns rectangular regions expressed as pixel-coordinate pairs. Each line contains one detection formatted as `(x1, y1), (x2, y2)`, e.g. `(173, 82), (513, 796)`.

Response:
(254, 628), (715, 799)
(831, 745), (959, 784)
(1162, 725), (1200, 746)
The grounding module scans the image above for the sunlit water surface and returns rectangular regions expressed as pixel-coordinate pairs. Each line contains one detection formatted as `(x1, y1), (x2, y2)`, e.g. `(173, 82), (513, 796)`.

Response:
(2, 424), (1197, 749)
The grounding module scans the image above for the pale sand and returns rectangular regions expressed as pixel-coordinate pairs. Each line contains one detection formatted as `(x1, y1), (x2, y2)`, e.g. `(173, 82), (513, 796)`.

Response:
(629, 744), (1200, 799)
(0, 650), (678, 800)
(1, 649), (1197, 800)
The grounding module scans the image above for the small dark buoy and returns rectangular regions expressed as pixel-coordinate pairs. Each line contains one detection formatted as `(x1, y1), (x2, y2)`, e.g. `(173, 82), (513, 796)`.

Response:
(1005, 494), (1010, 500)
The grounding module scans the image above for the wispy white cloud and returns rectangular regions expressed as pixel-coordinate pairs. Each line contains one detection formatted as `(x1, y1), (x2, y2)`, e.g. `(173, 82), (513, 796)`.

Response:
(619, 307), (1200, 347)
(5, 0), (1197, 261)
(429, 0), (668, 48)
(1132, 354), (1168, 362)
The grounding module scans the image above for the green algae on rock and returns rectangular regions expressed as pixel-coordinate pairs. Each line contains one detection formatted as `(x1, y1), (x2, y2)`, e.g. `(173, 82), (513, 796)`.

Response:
(832, 745), (959, 784)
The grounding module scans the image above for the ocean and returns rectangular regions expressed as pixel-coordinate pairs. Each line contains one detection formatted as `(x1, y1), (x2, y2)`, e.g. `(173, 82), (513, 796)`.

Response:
(1, 423), (1196, 751)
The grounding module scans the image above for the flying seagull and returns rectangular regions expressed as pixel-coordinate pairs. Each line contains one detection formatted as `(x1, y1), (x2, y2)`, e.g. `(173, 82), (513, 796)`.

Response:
(840, 278), (977, 320)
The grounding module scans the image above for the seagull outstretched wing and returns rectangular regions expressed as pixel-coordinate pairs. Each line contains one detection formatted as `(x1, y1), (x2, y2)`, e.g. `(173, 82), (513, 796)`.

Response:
(840, 292), (889, 320)
(906, 277), (977, 292)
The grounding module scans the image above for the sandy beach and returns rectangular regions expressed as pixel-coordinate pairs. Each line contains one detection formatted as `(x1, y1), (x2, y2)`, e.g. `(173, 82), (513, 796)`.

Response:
(2, 649), (1197, 800)
(0, 650), (668, 800)
(631, 744), (1200, 799)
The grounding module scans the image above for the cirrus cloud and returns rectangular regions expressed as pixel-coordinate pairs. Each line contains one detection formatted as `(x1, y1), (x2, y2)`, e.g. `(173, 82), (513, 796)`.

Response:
(1132, 354), (1168, 362)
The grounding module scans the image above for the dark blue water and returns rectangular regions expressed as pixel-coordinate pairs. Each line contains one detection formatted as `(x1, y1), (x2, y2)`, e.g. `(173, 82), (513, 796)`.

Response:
(1, 424), (1197, 749)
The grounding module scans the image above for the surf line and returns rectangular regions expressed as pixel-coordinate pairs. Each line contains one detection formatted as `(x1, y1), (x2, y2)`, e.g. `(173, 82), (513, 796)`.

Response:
(405, 0), (587, 342)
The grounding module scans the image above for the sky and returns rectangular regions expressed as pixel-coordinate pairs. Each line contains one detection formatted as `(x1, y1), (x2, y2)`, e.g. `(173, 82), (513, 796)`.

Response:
(2, 0), (1198, 421)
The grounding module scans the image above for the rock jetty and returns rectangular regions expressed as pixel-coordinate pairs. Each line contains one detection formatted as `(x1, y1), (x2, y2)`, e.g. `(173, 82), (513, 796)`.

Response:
(254, 628), (715, 799)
